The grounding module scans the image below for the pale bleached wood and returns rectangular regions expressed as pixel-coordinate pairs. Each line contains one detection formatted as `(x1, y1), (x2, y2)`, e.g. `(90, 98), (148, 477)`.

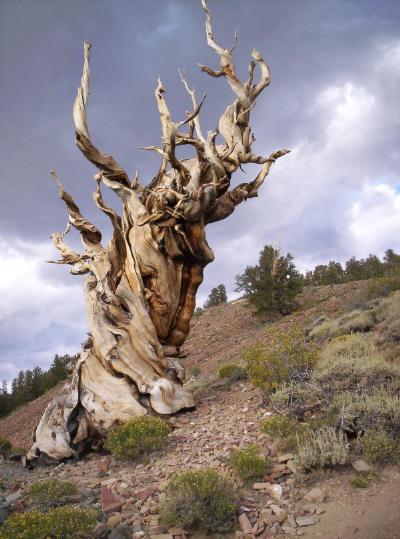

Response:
(28, 0), (288, 463)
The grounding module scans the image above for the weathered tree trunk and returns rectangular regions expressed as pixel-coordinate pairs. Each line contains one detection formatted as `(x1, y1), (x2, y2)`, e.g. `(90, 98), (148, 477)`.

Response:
(28, 0), (289, 462)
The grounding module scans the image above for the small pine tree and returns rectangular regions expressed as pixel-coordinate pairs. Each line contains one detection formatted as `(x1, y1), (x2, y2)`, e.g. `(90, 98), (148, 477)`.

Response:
(204, 284), (228, 309)
(235, 245), (303, 314)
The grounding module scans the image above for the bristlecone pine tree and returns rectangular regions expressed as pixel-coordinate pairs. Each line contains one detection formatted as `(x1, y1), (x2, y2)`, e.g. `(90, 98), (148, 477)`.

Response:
(204, 284), (228, 308)
(28, 0), (289, 462)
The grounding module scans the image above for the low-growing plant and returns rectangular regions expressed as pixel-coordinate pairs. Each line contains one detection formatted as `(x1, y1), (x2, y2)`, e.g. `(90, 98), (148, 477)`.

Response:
(270, 383), (323, 417)
(295, 426), (349, 471)
(245, 325), (317, 391)
(0, 506), (97, 539)
(218, 363), (247, 381)
(160, 468), (237, 533)
(28, 478), (77, 507)
(366, 274), (400, 300)
(309, 309), (375, 341)
(230, 445), (268, 480)
(361, 429), (399, 464)
(0, 436), (12, 455)
(350, 476), (368, 488)
(189, 365), (201, 378)
(328, 388), (400, 435)
(308, 318), (339, 341)
(375, 291), (400, 343)
(261, 415), (310, 450)
(105, 416), (171, 460)
(312, 334), (400, 398)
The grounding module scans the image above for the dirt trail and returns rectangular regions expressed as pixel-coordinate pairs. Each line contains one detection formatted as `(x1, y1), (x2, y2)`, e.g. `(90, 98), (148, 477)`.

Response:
(303, 468), (400, 538)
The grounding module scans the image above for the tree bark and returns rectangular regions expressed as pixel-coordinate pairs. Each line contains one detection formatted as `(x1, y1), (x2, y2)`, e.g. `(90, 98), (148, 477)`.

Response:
(28, 0), (289, 462)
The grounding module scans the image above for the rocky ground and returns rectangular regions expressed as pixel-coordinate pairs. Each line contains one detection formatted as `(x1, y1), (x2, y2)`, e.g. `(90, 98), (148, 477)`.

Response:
(1, 282), (399, 537)
(1, 378), (400, 537)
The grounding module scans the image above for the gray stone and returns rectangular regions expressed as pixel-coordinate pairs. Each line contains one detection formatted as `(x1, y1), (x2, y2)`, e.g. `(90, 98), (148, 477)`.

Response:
(303, 487), (326, 503)
(296, 516), (317, 527)
(351, 459), (372, 474)
(239, 513), (253, 534)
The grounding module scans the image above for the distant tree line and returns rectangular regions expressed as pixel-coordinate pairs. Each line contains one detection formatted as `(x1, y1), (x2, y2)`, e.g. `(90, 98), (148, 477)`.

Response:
(201, 247), (400, 316)
(304, 249), (400, 286)
(0, 354), (76, 419)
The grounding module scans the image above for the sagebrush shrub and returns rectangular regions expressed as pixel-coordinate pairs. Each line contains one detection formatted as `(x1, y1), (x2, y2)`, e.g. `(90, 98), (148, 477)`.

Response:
(0, 506), (97, 539)
(28, 478), (77, 507)
(327, 388), (400, 435)
(270, 383), (324, 417)
(230, 445), (268, 480)
(361, 429), (399, 463)
(105, 416), (171, 460)
(160, 468), (237, 533)
(366, 274), (400, 300)
(218, 363), (247, 381)
(295, 426), (349, 471)
(245, 325), (317, 391)
(312, 334), (400, 398)
(261, 415), (310, 450)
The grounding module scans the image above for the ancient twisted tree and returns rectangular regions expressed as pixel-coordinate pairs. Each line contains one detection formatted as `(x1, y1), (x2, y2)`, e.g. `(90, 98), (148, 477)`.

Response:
(28, 0), (289, 462)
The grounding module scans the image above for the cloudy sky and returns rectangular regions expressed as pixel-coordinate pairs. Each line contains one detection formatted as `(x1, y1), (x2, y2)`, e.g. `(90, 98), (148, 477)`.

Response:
(0, 0), (399, 382)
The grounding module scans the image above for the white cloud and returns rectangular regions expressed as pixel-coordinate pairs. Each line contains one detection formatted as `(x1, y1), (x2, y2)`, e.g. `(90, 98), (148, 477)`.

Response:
(0, 236), (86, 381)
(349, 183), (400, 256)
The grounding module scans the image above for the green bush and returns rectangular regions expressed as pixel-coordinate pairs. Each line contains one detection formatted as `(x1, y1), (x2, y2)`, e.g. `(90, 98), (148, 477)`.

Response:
(245, 325), (317, 391)
(361, 429), (399, 463)
(0, 506), (97, 539)
(312, 334), (400, 399)
(366, 274), (400, 300)
(270, 383), (323, 417)
(319, 333), (376, 364)
(375, 291), (400, 343)
(27, 478), (77, 507)
(308, 318), (340, 341)
(105, 416), (171, 460)
(160, 468), (237, 533)
(0, 436), (12, 455)
(350, 476), (368, 488)
(327, 388), (400, 435)
(189, 365), (201, 378)
(230, 445), (268, 480)
(218, 363), (247, 381)
(295, 426), (349, 471)
(261, 415), (310, 451)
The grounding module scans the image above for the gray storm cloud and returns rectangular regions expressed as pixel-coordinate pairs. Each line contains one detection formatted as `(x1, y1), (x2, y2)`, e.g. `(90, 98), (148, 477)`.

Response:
(0, 0), (399, 380)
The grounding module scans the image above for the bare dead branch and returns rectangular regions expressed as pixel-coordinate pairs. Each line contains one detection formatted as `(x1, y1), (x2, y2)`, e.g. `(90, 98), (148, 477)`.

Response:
(50, 169), (103, 252)
(73, 42), (131, 189)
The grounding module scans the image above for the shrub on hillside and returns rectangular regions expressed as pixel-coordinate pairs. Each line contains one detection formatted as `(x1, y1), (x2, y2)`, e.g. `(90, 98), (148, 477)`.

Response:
(327, 388), (400, 436)
(270, 383), (324, 417)
(0, 506), (97, 539)
(375, 291), (400, 343)
(28, 478), (77, 507)
(0, 436), (12, 455)
(361, 429), (399, 463)
(261, 415), (310, 451)
(218, 363), (247, 381)
(230, 445), (268, 480)
(295, 426), (349, 471)
(245, 325), (317, 391)
(313, 335), (400, 398)
(105, 416), (171, 460)
(160, 468), (237, 533)
(366, 274), (400, 300)
(309, 310), (375, 341)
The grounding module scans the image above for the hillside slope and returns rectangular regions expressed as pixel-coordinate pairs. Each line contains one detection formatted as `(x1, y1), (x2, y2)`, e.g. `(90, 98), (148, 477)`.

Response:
(0, 280), (373, 450)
